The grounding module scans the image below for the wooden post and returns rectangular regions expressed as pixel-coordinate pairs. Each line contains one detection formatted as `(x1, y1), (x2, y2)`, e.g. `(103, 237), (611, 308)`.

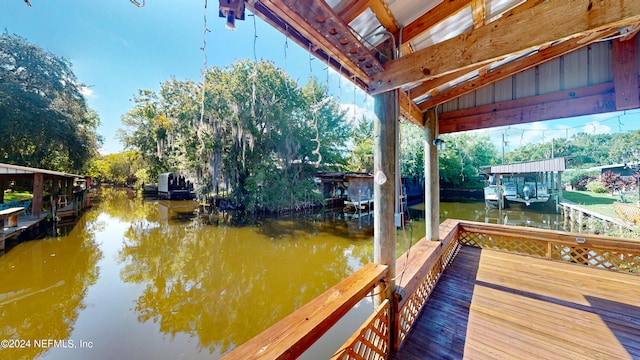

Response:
(32, 173), (44, 217)
(497, 174), (503, 210)
(424, 109), (439, 241)
(612, 38), (639, 110)
(373, 89), (397, 345)
(0, 178), (5, 204)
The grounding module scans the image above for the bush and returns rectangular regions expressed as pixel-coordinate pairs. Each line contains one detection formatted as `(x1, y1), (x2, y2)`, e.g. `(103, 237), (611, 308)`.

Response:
(586, 180), (608, 193)
(563, 169), (599, 191)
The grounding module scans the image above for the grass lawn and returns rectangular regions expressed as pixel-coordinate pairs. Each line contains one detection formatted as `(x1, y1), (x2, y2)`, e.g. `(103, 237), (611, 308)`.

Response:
(3, 190), (33, 202)
(562, 190), (628, 219)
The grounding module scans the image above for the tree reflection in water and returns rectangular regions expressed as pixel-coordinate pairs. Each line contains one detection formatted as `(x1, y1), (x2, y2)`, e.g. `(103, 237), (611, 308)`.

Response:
(118, 195), (373, 355)
(0, 211), (102, 360)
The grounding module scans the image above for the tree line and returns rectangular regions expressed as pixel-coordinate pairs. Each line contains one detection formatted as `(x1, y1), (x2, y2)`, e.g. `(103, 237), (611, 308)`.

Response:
(4, 34), (640, 209)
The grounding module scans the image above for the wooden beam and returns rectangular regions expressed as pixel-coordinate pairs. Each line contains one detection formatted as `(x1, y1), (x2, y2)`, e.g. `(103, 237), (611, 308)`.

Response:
(612, 38), (640, 110)
(409, 63), (487, 102)
(222, 263), (388, 360)
(334, 0), (369, 24)
(471, 0), (485, 29)
(370, 0), (399, 34)
(417, 36), (588, 110)
(399, 90), (424, 126)
(369, 0), (640, 94)
(440, 81), (614, 119)
(247, 0), (381, 86)
(621, 24), (640, 41)
(438, 82), (621, 133)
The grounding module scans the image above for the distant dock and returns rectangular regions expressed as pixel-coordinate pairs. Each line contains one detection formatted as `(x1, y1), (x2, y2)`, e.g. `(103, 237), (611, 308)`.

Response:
(1, 162), (91, 253)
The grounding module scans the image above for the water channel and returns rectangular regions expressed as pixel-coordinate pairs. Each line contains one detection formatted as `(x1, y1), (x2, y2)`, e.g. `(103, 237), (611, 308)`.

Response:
(0, 188), (564, 359)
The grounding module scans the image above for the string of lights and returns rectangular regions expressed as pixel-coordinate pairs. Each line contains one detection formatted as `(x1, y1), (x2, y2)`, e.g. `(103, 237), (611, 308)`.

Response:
(484, 110), (640, 150)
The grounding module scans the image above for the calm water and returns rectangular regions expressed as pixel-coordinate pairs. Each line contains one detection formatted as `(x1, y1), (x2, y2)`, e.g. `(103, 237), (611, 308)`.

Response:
(0, 189), (563, 359)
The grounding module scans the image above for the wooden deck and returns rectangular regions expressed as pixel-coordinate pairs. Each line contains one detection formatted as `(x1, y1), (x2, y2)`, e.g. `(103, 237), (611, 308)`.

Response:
(393, 246), (640, 360)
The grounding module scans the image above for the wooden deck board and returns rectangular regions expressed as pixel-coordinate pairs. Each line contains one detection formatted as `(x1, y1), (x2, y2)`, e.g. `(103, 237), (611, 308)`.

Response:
(392, 246), (640, 360)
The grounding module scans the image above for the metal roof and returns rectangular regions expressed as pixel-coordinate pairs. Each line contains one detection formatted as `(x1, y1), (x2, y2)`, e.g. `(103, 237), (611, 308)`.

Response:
(485, 157), (567, 174)
(245, 0), (640, 129)
(0, 162), (85, 178)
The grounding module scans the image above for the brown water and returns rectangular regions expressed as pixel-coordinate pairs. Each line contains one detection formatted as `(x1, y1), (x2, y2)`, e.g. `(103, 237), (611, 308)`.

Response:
(0, 189), (563, 360)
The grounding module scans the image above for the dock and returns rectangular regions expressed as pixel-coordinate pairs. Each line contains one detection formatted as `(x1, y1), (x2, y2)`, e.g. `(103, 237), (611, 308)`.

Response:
(1, 162), (91, 252)
(392, 245), (640, 359)
(222, 219), (640, 360)
(1, 211), (51, 252)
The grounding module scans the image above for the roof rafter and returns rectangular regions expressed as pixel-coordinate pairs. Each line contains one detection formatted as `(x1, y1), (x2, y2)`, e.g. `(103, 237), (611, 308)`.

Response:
(369, 0), (399, 34)
(471, 0), (485, 29)
(247, 0), (382, 88)
(416, 36), (589, 110)
(369, 0), (640, 94)
(438, 81), (622, 133)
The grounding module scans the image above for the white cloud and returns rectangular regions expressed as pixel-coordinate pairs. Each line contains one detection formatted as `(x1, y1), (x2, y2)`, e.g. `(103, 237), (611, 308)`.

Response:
(79, 86), (96, 98)
(582, 121), (611, 135)
(339, 102), (374, 127)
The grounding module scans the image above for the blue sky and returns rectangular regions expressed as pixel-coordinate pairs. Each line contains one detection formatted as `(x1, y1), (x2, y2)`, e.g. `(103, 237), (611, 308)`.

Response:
(2, 0), (639, 154)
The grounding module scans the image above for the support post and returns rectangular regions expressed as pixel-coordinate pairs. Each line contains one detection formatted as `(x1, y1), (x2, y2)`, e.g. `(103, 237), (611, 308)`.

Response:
(32, 173), (44, 217)
(424, 109), (440, 241)
(0, 178), (5, 204)
(373, 89), (397, 346)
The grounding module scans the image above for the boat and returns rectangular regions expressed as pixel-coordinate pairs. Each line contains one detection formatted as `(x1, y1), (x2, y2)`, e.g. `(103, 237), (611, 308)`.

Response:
(483, 158), (566, 209)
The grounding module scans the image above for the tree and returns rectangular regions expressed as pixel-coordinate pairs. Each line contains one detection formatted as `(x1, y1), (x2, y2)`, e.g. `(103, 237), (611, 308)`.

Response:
(400, 121), (424, 179)
(0, 33), (101, 172)
(120, 60), (349, 212)
(439, 133), (498, 188)
(347, 115), (373, 173)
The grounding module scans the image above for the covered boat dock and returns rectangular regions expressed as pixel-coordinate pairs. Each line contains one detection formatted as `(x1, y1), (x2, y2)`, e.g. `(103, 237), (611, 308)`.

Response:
(0, 163), (90, 251)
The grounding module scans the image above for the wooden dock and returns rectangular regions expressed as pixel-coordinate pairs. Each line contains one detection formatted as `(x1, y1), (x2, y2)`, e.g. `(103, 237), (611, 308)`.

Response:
(1, 212), (51, 251)
(392, 246), (640, 359)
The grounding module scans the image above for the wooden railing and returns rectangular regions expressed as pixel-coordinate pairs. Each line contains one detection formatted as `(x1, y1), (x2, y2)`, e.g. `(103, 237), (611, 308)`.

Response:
(330, 299), (391, 360)
(457, 220), (640, 273)
(614, 202), (640, 225)
(224, 219), (640, 360)
(221, 262), (387, 360)
(559, 202), (638, 235)
(333, 219), (462, 356)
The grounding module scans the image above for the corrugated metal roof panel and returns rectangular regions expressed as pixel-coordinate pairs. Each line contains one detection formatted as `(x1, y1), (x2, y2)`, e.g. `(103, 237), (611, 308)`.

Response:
(489, 158), (567, 174)
(350, 8), (385, 49)
(387, 0), (442, 28)
(411, 7), (473, 49)
(0, 163), (85, 178)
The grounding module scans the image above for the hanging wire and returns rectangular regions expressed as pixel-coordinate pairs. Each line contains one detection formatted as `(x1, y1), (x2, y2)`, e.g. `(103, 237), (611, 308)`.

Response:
(618, 114), (624, 132)
(308, 43), (314, 75)
(353, 79), (357, 122)
(252, 13), (258, 61)
(283, 24), (289, 71)
(130, 0), (145, 7)
(337, 63), (343, 102)
(325, 57), (330, 93)
(199, 0), (210, 125)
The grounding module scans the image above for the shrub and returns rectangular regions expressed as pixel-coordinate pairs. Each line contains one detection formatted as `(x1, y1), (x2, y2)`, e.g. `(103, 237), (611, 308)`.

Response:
(586, 180), (608, 193)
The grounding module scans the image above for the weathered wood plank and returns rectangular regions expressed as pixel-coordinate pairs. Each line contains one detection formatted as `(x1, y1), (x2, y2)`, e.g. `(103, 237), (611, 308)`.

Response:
(612, 38), (640, 110)
(222, 262), (387, 360)
(392, 246), (640, 359)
